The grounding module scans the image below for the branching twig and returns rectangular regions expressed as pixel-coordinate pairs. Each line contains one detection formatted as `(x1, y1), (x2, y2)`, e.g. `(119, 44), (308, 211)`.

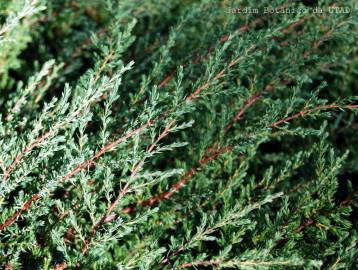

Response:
(0, 122), (151, 232)
(88, 120), (176, 239)
(2, 131), (51, 181)
(0, 194), (40, 232)
(271, 104), (358, 128)
(121, 146), (232, 214)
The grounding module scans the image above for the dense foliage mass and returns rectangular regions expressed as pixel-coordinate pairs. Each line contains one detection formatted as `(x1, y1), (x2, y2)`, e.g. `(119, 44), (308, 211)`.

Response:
(0, 0), (357, 269)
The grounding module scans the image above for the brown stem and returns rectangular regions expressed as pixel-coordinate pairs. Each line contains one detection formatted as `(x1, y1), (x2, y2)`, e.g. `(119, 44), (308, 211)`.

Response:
(0, 194), (40, 232)
(122, 146), (232, 214)
(177, 259), (221, 269)
(90, 120), (176, 237)
(3, 131), (51, 181)
(271, 104), (358, 128)
(0, 122), (151, 233)
(2, 52), (115, 182)
(157, 4), (298, 91)
(1, 42), (242, 233)
(62, 121), (152, 182)
(225, 92), (262, 131)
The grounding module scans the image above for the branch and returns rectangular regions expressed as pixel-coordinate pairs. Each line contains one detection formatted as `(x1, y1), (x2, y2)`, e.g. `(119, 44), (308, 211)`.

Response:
(186, 44), (256, 101)
(271, 104), (358, 128)
(62, 120), (152, 182)
(0, 122), (151, 233)
(225, 92), (262, 131)
(2, 41), (244, 233)
(89, 120), (176, 238)
(157, 4), (297, 91)
(121, 146), (232, 214)
(0, 194), (40, 232)
(177, 258), (302, 269)
(3, 131), (51, 181)
(2, 53), (116, 182)
(60, 83), (233, 263)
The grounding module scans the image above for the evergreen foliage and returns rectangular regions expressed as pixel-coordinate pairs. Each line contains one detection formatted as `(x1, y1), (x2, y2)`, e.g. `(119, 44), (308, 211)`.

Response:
(0, 0), (357, 269)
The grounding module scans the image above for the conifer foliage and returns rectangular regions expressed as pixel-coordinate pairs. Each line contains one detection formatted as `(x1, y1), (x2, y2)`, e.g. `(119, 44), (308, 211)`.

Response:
(0, 0), (358, 269)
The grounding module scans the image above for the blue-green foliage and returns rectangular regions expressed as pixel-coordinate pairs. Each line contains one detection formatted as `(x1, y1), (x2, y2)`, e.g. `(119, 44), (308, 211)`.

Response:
(0, 0), (357, 269)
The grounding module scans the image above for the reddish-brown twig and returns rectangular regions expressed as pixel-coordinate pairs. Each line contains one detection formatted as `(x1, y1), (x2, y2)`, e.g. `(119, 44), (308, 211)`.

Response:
(89, 120), (176, 237)
(84, 48), (253, 235)
(156, 3), (295, 91)
(62, 121), (152, 182)
(2, 51), (115, 183)
(0, 49), (250, 258)
(1, 40), (248, 232)
(0, 194), (40, 232)
(118, 81), (298, 215)
(271, 104), (358, 128)
(186, 45), (255, 101)
(225, 92), (262, 131)
(177, 259), (221, 269)
(0, 122), (152, 233)
(121, 146), (232, 214)
(52, 262), (67, 270)
(129, 12), (344, 268)
(4, 262), (13, 270)
(2, 131), (51, 181)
